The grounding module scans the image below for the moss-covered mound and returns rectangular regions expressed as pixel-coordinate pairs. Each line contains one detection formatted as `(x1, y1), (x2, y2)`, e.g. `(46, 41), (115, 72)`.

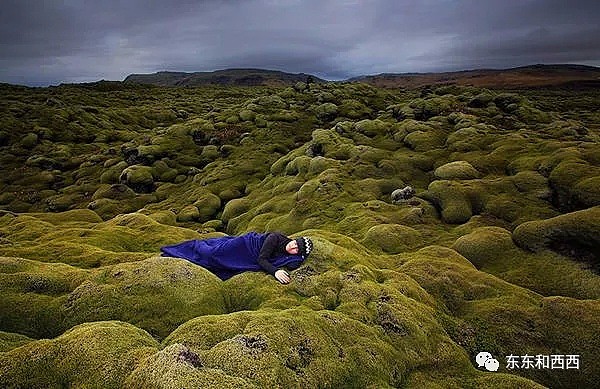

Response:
(513, 206), (600, 255)
(434, 160), (480, 180)
(0, 321), (159, 389)
(452, 226), (600, 299)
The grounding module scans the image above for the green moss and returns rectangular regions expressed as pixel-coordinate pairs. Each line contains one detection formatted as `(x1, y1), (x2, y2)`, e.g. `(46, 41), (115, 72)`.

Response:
(314, 102), (338, 121)
(0, 331), (34, 352)
(408, 96), (459, 121)
(354, 119), (389, 137)
(2, 81), (600, 388)
(549, 160), (600, 209)
(192, 191), (222, 222)
(468, 92), (494, 108)
(424, 180), (475, 224)
(447, 127), (482, 152)
(452, 226), (600, 299)
(309, 128), (358, 160)
(284, 155), (311, 176)
(151, 160), (179, 182)
(27, 209), (103, 224)
(509, 171), (549, 195)
(493, 93), (522, 112)
(0, 321), (159, 389)
(88, 194), (157, 220)
(338, 99), (372, 119)
(176, 204), (200, 222)
(120, 165), (154, 193)
(62, 257), (225, 339)
(573, 176), (600, 207)
(452, 227), (515, 267)
(162, 307), (465, 388)
(434, 161), (480, 180)
(219, 185), (243, 202)
(0, 211), (202, 267)
(404, 129), (446, 151)
(363, 224), (423, 254)
(535, 297), (600, 388)
(100, 160), (129, 184)
(308, 156), (341, 176)
(222, 198), (250, 223)
(147, 210), (177, 225)
(20, 133), (38, 149)
(125, 343), (254, 388)
(201, 145), (220, 162)
(513, 206), (600, 253)
(92, 183), (137, 200)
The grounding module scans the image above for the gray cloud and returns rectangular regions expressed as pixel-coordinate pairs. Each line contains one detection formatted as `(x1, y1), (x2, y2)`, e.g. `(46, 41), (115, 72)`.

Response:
(0, 0), (598, 85)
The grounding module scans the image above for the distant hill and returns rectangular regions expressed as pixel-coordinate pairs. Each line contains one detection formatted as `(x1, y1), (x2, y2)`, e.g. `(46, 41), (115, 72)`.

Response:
(124, 68), (324, 87)
(124, 64), (600, 89)
(350, 64), (600, 88)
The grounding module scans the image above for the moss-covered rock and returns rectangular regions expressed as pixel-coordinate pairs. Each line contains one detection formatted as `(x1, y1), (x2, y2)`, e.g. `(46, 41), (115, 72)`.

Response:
(61, 257), (225, 338)
(403, 129), (446, 151)
(446, 125), (496, 152)
(147, 210), (177, 225)
(409, 96), (459, 121)
(222, 198), (250, 223)
(363, 223), (423, 254)
(452, 226), (600, 299)
(452, 227), (515, 267)
(354, 119), (389, 137)
(468, 92), (494, 108)
(493, 93), (522, 112)
(200, 145), (220, 163)
(151, 160), (179, 182)
(125, 343), (253, 388)
(513, 206), (600, 254)
(177, 204), (200, 222)
(0, 211), (201, 267)
(549, 160), (600, 209)
(434, 161), (480, 180)
(338, 99), (372, 119)
(423, 180), (476, 224)
(308, 128), (358, 160)
(162, 307), (474, 388)
(0, 331), (33, 352)
(0, 321), (159, 389)
(91, 183), (137, 201)
(20, 133), (38, 149)
(193, 191), (222, 222)
(120, 165), (155, 193)
(314, 103), (338, 122)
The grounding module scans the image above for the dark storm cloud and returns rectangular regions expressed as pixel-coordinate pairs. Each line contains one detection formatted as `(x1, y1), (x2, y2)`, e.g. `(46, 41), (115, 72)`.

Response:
(0, 0), (598, 86)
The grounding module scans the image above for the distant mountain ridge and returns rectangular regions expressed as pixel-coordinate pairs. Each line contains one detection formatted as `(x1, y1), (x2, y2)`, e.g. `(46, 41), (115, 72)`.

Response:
(350, 64), (600, 88)
(123, 64), (600, 88)
(124, 68), (324, 87)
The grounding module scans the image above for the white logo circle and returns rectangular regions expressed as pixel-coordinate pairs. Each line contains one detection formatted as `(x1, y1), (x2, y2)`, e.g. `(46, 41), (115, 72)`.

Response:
(476, 351), (499, 372)
(476, 351), (492, 368)
(485, 358), (499, 372)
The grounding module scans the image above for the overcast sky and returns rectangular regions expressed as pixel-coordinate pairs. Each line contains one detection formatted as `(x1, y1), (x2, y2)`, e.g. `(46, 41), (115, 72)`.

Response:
(1, 0), (599, 86)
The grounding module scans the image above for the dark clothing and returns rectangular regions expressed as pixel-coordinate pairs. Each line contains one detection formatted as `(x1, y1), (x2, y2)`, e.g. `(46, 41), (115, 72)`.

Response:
(257, 232), (293, 275)
(160, 232), (302, 280)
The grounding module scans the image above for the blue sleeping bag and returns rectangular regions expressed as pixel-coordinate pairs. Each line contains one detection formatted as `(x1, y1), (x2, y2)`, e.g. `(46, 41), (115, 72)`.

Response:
(160, 232), (304, 280)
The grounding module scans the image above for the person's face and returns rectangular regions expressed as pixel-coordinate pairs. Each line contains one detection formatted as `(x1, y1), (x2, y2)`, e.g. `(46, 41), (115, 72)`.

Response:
(286, 240), (299, 255)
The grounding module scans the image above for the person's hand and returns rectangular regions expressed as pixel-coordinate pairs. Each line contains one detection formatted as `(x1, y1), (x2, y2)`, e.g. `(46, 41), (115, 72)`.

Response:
(274, 269), (291, 284)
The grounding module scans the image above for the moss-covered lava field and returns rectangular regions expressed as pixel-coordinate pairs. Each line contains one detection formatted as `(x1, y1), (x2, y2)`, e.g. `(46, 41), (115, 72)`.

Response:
(1, 79), (599, 388)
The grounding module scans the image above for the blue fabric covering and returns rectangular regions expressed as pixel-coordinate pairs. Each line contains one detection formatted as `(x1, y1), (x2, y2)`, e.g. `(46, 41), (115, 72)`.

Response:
(160, 232), (304, 280)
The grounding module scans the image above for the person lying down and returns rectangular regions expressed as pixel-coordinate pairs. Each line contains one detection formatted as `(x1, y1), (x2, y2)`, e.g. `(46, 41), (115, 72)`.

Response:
(160, 231), (313, 284)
